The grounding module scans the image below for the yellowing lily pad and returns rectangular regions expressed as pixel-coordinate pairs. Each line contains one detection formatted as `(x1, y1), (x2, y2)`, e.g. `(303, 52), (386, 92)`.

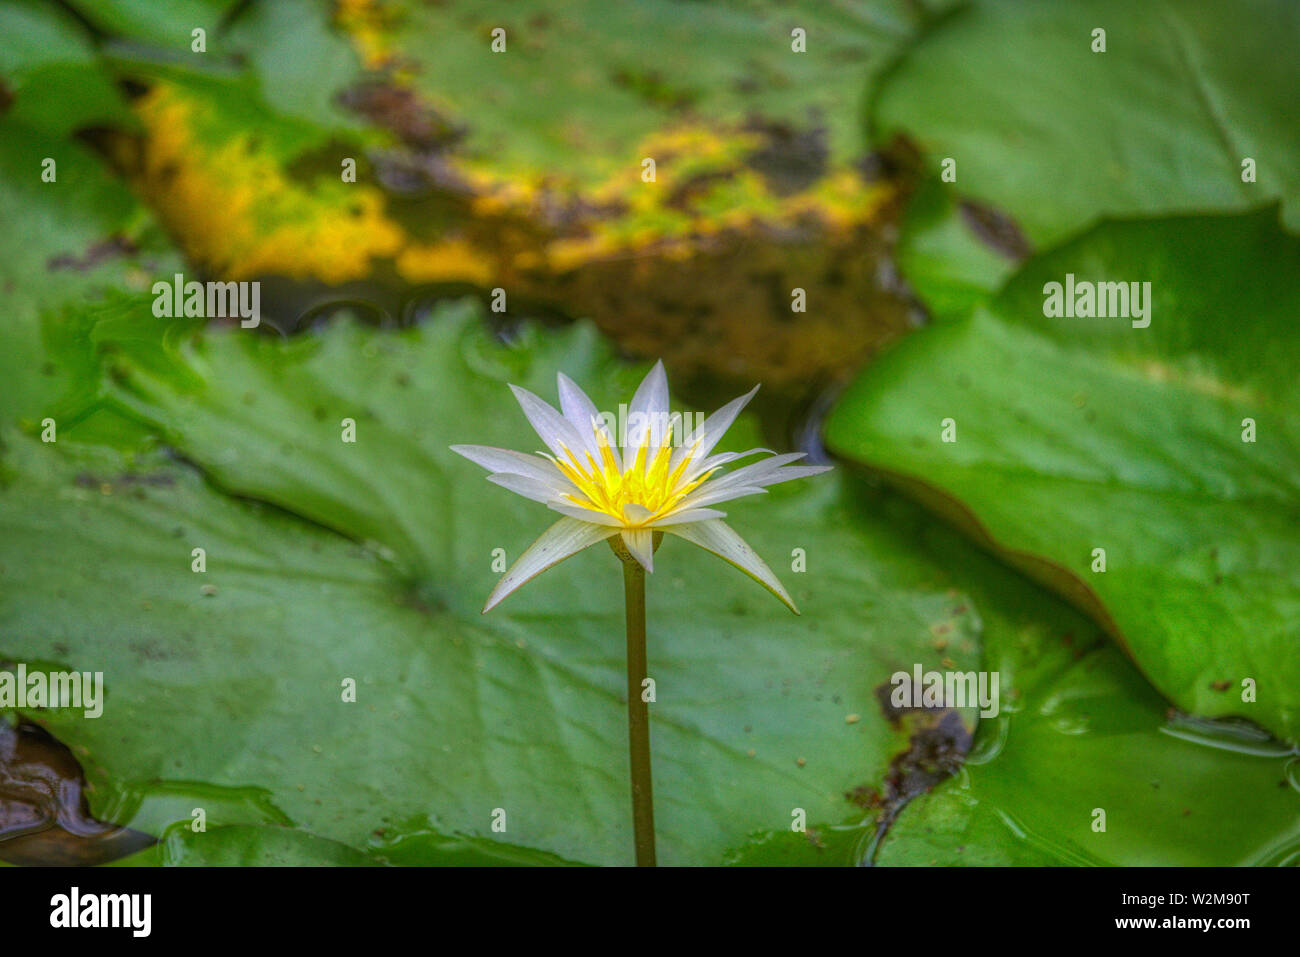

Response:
(92, 0), (931, 390)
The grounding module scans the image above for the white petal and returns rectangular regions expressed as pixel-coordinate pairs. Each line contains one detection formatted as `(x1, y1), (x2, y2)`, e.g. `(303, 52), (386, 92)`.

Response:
(670, 384), (759, 471)
(677, 450), (791, 491)
(621, 528), (655, 572)
(484, 518), (617, 612)
(644, 507), (727, 526)
(629, 360), (670, 418)
(556, 373), (606, 461)
(679, 447), (773, 486)
(509, 384), (587, 460)
(673, 484), (768, 510)
(622, 503), (654, 524)
(625, 360), (670, 456)
(701, 448), (774, 469)
(713, 452), (807, 485)
(704, 453), (830, 494)
(666, 519), (797, 614)
(451, 445), (570, 487)
(546, 502), (625, 526)
(485, 472), (569, 504)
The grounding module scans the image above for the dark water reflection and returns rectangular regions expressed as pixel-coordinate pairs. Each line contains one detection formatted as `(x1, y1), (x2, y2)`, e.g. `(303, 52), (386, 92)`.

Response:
(0, 720), (154, 866)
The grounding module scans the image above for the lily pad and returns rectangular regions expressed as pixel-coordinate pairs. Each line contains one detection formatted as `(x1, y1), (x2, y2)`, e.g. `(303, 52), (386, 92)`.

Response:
(876, 642), (1300, 865)
(354, 0), (935, 189)
(870, 0), (1300, 245)
(81, 0), (932, 391)
(827, 208), (1300, 741)
(3, 303), (991, 865)
(893, 175), (1023, 321)
(61, 0), (243, 50)
(0, 0), (133, 138)
(0, 5), (181, 427)
(865, 462), (1300, 867)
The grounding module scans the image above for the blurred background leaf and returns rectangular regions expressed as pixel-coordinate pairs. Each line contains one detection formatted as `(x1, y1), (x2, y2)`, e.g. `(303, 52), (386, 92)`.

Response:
(0, 0), (180, 428)
(68, 0), (952, 396)
(871, 0), (1300, 249)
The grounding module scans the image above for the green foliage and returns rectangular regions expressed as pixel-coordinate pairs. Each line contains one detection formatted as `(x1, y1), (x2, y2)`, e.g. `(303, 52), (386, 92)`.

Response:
(828, 210), (1300, 742)
(2, 0), (1296, 868)
(871, 0), (1300, 246)
(2, 303), (1020, 865)
(369, 0), (937, 186)
(878, 642), (1300, 866)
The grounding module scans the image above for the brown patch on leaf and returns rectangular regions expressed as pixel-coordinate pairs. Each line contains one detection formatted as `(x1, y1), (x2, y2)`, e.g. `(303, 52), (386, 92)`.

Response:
(337, 79), (466, 152)
(519, 218), (911, 402)
(612, 68), (698, 111)
(845, 784), (884, 811)
(743, 119), (829, 196)
(958, 199), (1032, 261)
(859, 694), (972, 865)
(47, 236), (138, 273)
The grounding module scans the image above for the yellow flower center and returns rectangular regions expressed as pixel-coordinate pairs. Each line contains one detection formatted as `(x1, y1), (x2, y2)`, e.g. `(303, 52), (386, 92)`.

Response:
(551, 426), (713, 526)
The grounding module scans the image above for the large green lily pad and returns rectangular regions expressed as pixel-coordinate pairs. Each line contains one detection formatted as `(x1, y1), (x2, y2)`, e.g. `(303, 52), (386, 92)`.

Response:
(733, 475), (1300, 866)
(827, 208), (1300, 741)
(869, 481), (1300, 866)
(877, 631), (1300, 865)
(871, 0), (1300, 246)
(3, 303), (992, 865)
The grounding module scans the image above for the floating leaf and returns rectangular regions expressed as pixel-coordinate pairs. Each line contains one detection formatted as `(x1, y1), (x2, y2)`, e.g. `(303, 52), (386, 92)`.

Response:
(877, 644), (1300, 865)
(0, 4), (181, 426)
(828, 209), (1300, 741)
(870, 0), (1300, 245)
(90, 0), (940, 391)
(3, 304), (990, 865)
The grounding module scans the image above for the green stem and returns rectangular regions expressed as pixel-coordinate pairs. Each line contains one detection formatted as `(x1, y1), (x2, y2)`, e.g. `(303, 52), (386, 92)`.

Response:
(622, 556), (656, 867)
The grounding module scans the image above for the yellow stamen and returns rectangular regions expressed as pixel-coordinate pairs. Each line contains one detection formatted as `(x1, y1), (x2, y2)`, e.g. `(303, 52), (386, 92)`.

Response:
(555, 422), (716, 527)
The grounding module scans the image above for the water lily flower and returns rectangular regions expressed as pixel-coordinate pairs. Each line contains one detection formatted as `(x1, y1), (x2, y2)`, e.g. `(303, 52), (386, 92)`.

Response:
(454, 359), (830, 865)
(452, 361), (831, 614)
